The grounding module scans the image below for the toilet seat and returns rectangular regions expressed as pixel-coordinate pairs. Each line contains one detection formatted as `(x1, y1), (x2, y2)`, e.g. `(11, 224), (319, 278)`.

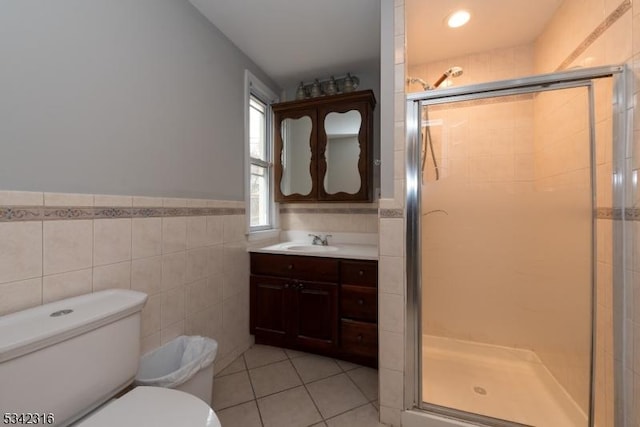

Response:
(76, 386), (221, 427)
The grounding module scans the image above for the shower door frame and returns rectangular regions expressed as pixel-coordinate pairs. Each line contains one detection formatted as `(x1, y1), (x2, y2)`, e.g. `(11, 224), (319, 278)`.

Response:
(405, 65), (627, 427)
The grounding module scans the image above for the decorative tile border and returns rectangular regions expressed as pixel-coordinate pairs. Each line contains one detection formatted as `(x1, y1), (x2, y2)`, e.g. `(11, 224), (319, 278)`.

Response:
(625, 208), (640, 221)
(279, 207), (378, 215)
(3, 204), (633, 221)
(0, 206), (245, 222)
(377, 208), (637, 221)
(596, 207), (622, 220)
(379, 209), (404, 218)
(556, 0), (632, 71)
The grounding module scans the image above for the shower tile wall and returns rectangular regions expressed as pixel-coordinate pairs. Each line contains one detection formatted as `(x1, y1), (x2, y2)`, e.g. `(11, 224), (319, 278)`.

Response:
(0, 191), (252, 371)
(407, 44), (534, 93)
(394, 0), (638, 425)
(534, 1), (635, 425)
(375, 1), (407, 425)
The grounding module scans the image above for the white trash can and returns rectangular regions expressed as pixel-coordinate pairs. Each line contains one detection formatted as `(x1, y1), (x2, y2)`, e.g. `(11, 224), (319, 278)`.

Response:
(134, 336), (218, 405)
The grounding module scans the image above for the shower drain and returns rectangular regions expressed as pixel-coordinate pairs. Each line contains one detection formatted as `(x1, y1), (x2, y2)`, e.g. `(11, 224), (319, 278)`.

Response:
(473, 386), (487, 395)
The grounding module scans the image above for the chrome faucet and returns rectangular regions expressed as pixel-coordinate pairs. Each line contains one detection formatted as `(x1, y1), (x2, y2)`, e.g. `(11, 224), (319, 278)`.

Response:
(308, 233), (332, 246)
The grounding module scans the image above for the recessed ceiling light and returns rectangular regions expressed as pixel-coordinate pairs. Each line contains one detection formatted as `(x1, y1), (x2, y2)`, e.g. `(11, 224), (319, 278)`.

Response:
(447, 10), (470, 28)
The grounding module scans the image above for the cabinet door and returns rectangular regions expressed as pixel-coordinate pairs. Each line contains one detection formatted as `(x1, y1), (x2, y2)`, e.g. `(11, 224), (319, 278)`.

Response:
(250, 275), (290, 347)
(274, 108), (318, 202)
(290, 281), (338, 352)
(317, 94), (374, 201)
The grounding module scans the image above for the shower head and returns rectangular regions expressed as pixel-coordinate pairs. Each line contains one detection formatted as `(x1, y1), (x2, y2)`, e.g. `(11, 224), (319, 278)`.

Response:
(432, 66), (464, 88)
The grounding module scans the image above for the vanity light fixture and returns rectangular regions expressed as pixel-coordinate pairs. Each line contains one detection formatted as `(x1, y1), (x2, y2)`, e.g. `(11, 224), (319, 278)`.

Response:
(447, 10), (470, 28)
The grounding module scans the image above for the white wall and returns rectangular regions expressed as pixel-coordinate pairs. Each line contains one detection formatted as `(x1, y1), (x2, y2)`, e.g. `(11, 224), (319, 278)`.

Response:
(0, 0), (279, 201)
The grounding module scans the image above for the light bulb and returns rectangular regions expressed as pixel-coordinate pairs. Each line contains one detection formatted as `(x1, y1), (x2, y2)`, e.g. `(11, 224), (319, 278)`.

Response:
(447, 10), (470, 28)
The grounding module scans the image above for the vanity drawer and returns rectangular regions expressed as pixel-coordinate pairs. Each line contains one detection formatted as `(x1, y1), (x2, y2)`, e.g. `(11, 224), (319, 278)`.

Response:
(340, 260), (377, 287)
(340, 319), (377, 358)
(251, 253), (339, 282)
(341, 285), (377, 322)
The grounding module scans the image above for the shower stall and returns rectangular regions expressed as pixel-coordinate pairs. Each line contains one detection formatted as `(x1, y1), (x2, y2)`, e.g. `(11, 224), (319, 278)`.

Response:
(405, 66), (627, 427)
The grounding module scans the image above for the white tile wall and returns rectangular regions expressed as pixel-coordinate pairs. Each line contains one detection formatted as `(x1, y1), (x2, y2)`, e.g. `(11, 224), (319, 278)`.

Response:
(0, 191), (253, 373)
(0, 222), (42, 284)
(375, 3), (408, 425)
(132, 218), (162, 259)
(42, 268), (92, 303)
(93, 219), (131, 266)
(43, 220), (93, 275)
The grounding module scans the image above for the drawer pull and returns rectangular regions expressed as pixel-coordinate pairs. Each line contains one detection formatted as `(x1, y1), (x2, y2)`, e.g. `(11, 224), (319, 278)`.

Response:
(357, 299), (364, 305)
(287, 264), (293, 270)
(357, 334), (363, 342)
(358, 270), (364, 276)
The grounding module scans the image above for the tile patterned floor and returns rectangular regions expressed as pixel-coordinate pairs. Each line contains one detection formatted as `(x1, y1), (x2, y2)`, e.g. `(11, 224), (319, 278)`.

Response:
(213, 345), (384, 427)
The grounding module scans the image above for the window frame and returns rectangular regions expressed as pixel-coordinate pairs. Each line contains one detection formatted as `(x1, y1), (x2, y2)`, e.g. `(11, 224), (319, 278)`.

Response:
(244, 70), (278, 234)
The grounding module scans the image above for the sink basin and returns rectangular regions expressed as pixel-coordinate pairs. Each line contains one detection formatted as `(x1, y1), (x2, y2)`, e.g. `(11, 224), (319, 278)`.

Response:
(284, 244), (339, 252)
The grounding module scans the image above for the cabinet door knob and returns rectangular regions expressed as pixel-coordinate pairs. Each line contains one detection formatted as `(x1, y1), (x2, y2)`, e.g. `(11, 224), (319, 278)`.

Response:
(358, 270), (364, 276)
(284, 283), (290, 289)
(357, 334), (363, 342)
(357, 299), (364, 305)
(287, 264), (293, 270)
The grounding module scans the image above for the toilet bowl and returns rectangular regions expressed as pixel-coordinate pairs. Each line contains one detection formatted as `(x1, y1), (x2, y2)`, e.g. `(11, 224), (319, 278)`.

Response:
(0, 290), (221, 427)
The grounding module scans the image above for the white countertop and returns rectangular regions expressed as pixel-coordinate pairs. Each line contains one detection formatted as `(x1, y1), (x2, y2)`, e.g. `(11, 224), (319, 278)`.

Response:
(249, 241), (379, 260)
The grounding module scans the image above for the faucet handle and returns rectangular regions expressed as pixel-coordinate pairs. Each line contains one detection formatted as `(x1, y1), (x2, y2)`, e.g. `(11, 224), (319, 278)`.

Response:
(321, 234), (332, 246)
(308, 233), (322, 245)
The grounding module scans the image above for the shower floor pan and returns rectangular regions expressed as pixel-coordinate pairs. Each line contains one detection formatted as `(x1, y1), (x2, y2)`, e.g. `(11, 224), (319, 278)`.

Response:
(422, 335), (586, 426)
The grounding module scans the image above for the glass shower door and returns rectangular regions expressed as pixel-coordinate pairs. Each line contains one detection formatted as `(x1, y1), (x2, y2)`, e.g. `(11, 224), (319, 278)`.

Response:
(416, 83), (596, 426)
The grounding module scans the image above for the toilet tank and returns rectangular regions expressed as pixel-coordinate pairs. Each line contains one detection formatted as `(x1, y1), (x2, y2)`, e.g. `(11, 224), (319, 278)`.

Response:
(0, 290), (148, 427)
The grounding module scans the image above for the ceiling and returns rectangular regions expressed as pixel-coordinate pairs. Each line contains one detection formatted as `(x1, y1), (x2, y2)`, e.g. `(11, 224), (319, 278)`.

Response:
(188, 0), (380, 89)
(406, 0), (563, 65)
(188, 0), (564, 90)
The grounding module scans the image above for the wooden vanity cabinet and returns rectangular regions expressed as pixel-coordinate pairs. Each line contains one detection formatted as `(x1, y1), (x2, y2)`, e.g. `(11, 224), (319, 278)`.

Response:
(337, 261), (378, 365)
(250, 254), (339, 352)
(250, 253), (378, 367)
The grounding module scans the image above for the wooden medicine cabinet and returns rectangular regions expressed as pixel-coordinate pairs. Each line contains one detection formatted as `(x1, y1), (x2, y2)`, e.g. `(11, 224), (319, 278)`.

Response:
(273, 90), (376, 202)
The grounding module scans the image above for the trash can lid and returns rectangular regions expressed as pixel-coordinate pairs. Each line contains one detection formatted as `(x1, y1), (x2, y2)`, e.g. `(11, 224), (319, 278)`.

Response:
(76, 386), (221, 427)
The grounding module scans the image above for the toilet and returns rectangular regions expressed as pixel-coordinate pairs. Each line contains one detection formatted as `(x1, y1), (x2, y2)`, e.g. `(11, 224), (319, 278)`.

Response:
(0, 289), (221, 427)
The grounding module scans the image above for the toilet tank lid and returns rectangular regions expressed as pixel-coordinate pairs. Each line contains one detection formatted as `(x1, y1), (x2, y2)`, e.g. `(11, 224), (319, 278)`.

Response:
(0, 290), (147, 363)
(76, 387), (221, 427)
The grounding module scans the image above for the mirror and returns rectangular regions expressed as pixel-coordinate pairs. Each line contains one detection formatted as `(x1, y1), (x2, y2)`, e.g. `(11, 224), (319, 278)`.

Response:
(323, 110), (362, 194)
(280, 116), (313, 196)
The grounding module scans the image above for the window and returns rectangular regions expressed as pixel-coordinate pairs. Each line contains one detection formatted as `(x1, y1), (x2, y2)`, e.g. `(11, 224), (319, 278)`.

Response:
(249, 96), (270, 228)
(245, 71), (278, 232)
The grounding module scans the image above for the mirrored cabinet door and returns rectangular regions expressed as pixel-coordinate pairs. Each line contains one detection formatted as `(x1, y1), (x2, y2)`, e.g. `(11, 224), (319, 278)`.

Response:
(274, 108), (317, 201)
(280, 115), (314, 197)
(317, 99), (372, 201)
(322, 110), (362, 195)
